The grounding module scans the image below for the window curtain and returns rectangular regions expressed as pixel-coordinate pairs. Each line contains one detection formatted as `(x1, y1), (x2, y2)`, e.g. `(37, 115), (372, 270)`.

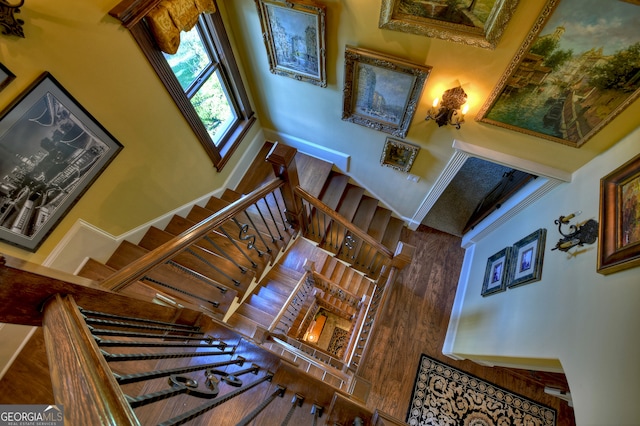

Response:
(146, 0), (216, 54)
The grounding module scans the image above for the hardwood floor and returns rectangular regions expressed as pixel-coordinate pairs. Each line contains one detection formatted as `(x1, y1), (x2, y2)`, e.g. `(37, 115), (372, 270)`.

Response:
(358, 225), (576, 425)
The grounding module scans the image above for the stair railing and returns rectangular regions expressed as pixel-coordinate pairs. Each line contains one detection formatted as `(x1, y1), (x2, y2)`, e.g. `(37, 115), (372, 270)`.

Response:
(97, 178), (287, 302)
(269, 270), (316, 335)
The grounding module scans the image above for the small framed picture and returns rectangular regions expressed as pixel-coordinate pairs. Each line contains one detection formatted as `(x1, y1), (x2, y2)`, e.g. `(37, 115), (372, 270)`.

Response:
(380, 137), (419, 173)
(507, 228), (546, 288)
(0, 63), (16, 92)
(481, 246), (511, 297)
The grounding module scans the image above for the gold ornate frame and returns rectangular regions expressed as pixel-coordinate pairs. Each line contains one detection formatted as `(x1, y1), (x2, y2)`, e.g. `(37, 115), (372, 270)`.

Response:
(342, 46), (431, 138)
(255, 0), (327, 87)
(598, 153), (640, 275)
(476, 0), (640, 148)
(380, 137), (419, 172)
(378, 0), (520, 49)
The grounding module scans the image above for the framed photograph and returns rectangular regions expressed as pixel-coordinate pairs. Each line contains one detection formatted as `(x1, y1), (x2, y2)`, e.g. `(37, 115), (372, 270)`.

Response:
(0, 72), (123, 251)
(476, 0), (640, 148)
(380, 137), (419, 172)
(0, 63), (16, 92)
(255, 0), (326, 87)
(481, 246), (511, 296)
(379, 0), (520, 50)
(598, 153), (640, 275)
(507, 228), (546, 288)
(342, 46), (431, 138)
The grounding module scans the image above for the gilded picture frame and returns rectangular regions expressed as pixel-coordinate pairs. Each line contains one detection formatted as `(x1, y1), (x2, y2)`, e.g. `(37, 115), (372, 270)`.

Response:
(598, 153), (640, 275)
(0, 72), (123, 251)
(255, 0), (326, 87)
(507, 228), (546, 288)
(476, 0), (640, 148)
(481, 246), (511, 296)
(380, 137), (419, 172)
(342, 46), (431, 138)
(378, 0), (520, 49)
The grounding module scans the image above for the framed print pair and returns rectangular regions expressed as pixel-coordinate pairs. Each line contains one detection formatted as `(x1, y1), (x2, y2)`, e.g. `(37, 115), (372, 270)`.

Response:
(481, 228), (547, 296)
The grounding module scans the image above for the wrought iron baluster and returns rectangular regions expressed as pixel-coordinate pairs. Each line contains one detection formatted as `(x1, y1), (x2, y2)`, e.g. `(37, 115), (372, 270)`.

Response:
(280, 393), (304, 426)
(311, 404), (324, 426)
(84, 317), (201, 334)
(114, 357), (244, 385)
(170, 254), (238, 288)
(158, 371), (275, 426)
(253, 201), (278, 244)
(142, 276), (221, 309)
(219, 223), (266, 258)
(79, 308), (200, 331)
(270, 191), (289, 231)
(240, 209), (272, 256)
(235, 385), (286, 426)
(101, 347), (234, 362)
(262, 196), (284, 241)
(89, 328), (213, 341)
(94, 338), (226, 349)
(200, 234), (250, 272)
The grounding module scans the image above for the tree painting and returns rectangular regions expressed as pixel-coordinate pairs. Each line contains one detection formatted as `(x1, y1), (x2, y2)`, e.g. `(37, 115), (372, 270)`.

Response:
(481, 0), (640, 146)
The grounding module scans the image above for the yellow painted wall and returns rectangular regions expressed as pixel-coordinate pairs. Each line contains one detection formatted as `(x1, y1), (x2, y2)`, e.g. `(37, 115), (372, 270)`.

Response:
(0, 0), (260, 264)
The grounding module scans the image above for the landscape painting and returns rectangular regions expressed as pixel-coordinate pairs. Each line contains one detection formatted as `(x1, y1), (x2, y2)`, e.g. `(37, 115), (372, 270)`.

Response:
(256, 0), (326, 87)
(342, 46), (431, 138)
(379, 0), (520, 49)
(477, 0), (640, 147)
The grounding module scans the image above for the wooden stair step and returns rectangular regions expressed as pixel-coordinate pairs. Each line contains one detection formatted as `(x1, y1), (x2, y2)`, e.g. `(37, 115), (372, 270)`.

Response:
(225, 313), (260, 339)
(336, 183), (366, 222)
(138, 226), (254, 298)
(257, 286), (288, 305)
(204, 196), (231, 213)
(76, 258), (188, 307)
(234, 303), (275, 327)
(296, 152), (334, 198)
(246, 293), (281, 316)
(352, 196), (379, 231)
(367, 207), (392, 242)
(381, 216), (405, 252)
(319, 171), (350, 210)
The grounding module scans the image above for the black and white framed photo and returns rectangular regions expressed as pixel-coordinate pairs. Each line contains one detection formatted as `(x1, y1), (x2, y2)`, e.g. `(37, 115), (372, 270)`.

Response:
(481, 246), (511, 297)
(508, 228), (547, 288)
(0, 63), (16, 93)
(0, 72), (123, 251)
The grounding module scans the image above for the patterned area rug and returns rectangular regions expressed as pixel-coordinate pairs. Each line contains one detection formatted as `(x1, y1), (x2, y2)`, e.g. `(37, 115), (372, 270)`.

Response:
(407, 354), (556, 426)
(327, 327), (348, 358)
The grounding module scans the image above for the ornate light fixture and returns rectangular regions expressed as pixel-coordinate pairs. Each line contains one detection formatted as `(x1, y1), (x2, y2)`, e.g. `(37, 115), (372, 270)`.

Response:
(551, 211), (599, 252)
(425, 86), (468, 129)
(0, 0), (25, 37)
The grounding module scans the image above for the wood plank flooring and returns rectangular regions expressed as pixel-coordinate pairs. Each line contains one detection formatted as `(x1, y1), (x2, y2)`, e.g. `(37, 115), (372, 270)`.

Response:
(358, 225), (576, 425)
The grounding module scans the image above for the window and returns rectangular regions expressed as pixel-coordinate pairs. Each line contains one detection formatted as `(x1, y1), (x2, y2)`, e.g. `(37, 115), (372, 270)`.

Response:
(109, 1), (255, 171)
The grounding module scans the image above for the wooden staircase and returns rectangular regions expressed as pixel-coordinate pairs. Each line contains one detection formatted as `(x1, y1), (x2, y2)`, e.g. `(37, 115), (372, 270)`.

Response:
(73, 141), (409, 393)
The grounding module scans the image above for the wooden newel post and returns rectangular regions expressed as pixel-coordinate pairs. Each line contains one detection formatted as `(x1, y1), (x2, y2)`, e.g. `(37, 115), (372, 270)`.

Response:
(266, 142), (304, 229)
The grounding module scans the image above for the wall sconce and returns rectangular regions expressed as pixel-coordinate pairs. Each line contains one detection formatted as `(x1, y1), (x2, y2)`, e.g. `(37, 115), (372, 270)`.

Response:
(0, 0), (25, 38)
(425, 86), (468, 129)
(551, 211), (599, 252)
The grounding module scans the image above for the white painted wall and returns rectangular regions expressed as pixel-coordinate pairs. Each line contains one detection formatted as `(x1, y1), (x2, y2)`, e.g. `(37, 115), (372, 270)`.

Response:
(446, 126), (640, 425)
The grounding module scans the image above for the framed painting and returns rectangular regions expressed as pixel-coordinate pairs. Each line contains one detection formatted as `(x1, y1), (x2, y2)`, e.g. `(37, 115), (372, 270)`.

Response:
(380, 137), (419, 172)
(0, 72), (123, 251)
(476, 0), (640, 148)
(255, 0), (326, 87)
(598, 153), (640, 275)
(507, 228), (546, 288)
(379, 0), (520, 49)
(481, 246), (511, 296)
(342, 46), (431, 138)
(0, 63), (16, 92)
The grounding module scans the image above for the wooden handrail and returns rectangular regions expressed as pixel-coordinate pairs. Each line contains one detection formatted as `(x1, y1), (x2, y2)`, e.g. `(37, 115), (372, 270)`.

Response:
(294, 186), (394, 260)
(100, 178), (285, 292)
(268, 271), (312, 332)
(43, 294), (139, 425)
